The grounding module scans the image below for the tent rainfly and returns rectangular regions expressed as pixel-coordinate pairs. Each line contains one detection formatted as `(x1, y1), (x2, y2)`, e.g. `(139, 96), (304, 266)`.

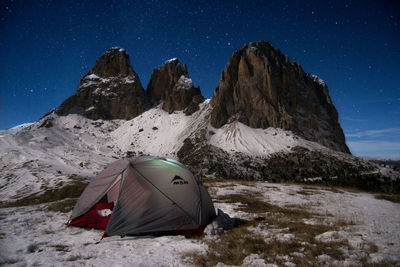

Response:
(68, 156), (216, 237)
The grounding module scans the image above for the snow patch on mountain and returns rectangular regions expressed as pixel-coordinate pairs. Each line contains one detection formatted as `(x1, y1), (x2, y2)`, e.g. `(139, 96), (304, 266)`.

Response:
(173, 75), (193, 91)
(79, 74), (108, 88)
(165, 57), (178, 63)
(208, 121), (325, 156)
(112, 105), (197, 157)
(79, 73), (137, 95)
(111, 101), (212, 157)
(309, 73), (326, 86)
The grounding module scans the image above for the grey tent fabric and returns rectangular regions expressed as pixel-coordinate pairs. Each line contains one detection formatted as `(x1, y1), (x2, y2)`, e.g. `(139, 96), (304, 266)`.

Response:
(71, 159), (128, 219)
(70, 156), (216, 236)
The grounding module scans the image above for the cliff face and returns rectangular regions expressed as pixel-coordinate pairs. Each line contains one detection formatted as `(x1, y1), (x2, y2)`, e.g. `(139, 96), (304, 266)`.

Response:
(147, 58), (204, 115)
(56, 47), (146, 120)
(210, 41), (350, 153)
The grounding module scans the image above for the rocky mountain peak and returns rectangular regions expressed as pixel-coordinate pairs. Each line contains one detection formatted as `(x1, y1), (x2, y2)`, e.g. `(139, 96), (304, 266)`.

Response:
(210, 41), (350, 153)
(90, 47), (135, 78)
(147, 58), (203, 115)
(146, 58), (188, 103)
(56, 47), (146, 120)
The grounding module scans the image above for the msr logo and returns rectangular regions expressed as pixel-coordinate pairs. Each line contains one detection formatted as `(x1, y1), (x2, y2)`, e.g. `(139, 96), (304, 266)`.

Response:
(171, 175), (188, 185)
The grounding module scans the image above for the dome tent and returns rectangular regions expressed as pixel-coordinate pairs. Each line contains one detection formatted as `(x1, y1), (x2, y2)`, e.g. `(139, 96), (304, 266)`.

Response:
(68, 156), (216, 237)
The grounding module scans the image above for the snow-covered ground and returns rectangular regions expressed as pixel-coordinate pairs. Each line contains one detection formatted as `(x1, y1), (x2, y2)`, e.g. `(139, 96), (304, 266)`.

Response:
(1, 181), (399, 266)
(0, 204), (204, 266)
(1, 103), (399, 266)
(208, 122), (325, 156)
(211, 181), (400, 265)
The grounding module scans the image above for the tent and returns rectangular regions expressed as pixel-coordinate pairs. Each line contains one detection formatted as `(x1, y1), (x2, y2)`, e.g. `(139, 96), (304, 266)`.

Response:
(68, 156), (216, 237)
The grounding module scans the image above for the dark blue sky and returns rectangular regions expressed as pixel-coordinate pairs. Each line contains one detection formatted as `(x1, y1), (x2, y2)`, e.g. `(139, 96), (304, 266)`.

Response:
(1, 0), (399, 159)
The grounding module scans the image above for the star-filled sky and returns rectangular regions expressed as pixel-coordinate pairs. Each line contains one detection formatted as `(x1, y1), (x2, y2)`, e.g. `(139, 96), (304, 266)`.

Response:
(1, 0), (399, 159)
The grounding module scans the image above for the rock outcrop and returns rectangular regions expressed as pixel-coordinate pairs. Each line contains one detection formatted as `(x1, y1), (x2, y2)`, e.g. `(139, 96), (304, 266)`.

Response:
(210, 41), (350, 153)
(147, 58), (203, 115)
(56, 47), (146, 120)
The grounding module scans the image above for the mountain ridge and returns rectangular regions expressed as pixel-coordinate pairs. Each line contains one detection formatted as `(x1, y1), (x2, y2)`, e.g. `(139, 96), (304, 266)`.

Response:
(1, 41), (398, 200)
(1, 104), (398, 202)
(55, 41), (349, 154)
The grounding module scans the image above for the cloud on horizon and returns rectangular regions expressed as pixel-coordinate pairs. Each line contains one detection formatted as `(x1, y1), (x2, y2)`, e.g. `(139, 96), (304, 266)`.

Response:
(345, 127), (400, 159)
(347, 140), (400, 160)
(343, 116), (367, 123)
(345, 127), (400, 139)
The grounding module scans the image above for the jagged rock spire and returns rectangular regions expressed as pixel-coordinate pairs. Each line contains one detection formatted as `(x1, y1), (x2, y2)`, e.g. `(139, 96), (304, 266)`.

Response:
(90, 47), (135, 78)
(56, 47), (146, 120)
(147, 58), (203, 115)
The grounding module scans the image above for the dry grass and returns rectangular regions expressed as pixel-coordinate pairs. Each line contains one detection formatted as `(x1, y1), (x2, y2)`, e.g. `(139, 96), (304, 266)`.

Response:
(374, 194), (400, 203)
(301, 185), (344, 194)
(334, 217), (357, 227)
(188, 222), (350, 266)
(186, 225), (268, 266)
(216, 193), (319, 220)
(366, 242), (379, 254)
(342, 187), (365, 194)
(296, 189), (317, 196)
(65, 253), (92, 261)
(202, 177), (253, 187)
(361, 257), (397, 267)
(2, 258), (20, 264)
(321, 187), (344, 194)
(51, 244), (70, 252)
(0, 178), (87, 209)
(46, 198), (77, 213)
(187, 191), (358, 266)
(216, 193), (285, 214)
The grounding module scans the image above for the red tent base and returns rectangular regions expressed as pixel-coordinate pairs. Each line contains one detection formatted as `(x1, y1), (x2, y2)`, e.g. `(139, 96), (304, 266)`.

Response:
(69, 202), (114, 230)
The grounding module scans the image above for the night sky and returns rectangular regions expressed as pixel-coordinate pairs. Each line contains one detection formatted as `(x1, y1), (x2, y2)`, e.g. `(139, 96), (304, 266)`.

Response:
(1, 0), (399, 159)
